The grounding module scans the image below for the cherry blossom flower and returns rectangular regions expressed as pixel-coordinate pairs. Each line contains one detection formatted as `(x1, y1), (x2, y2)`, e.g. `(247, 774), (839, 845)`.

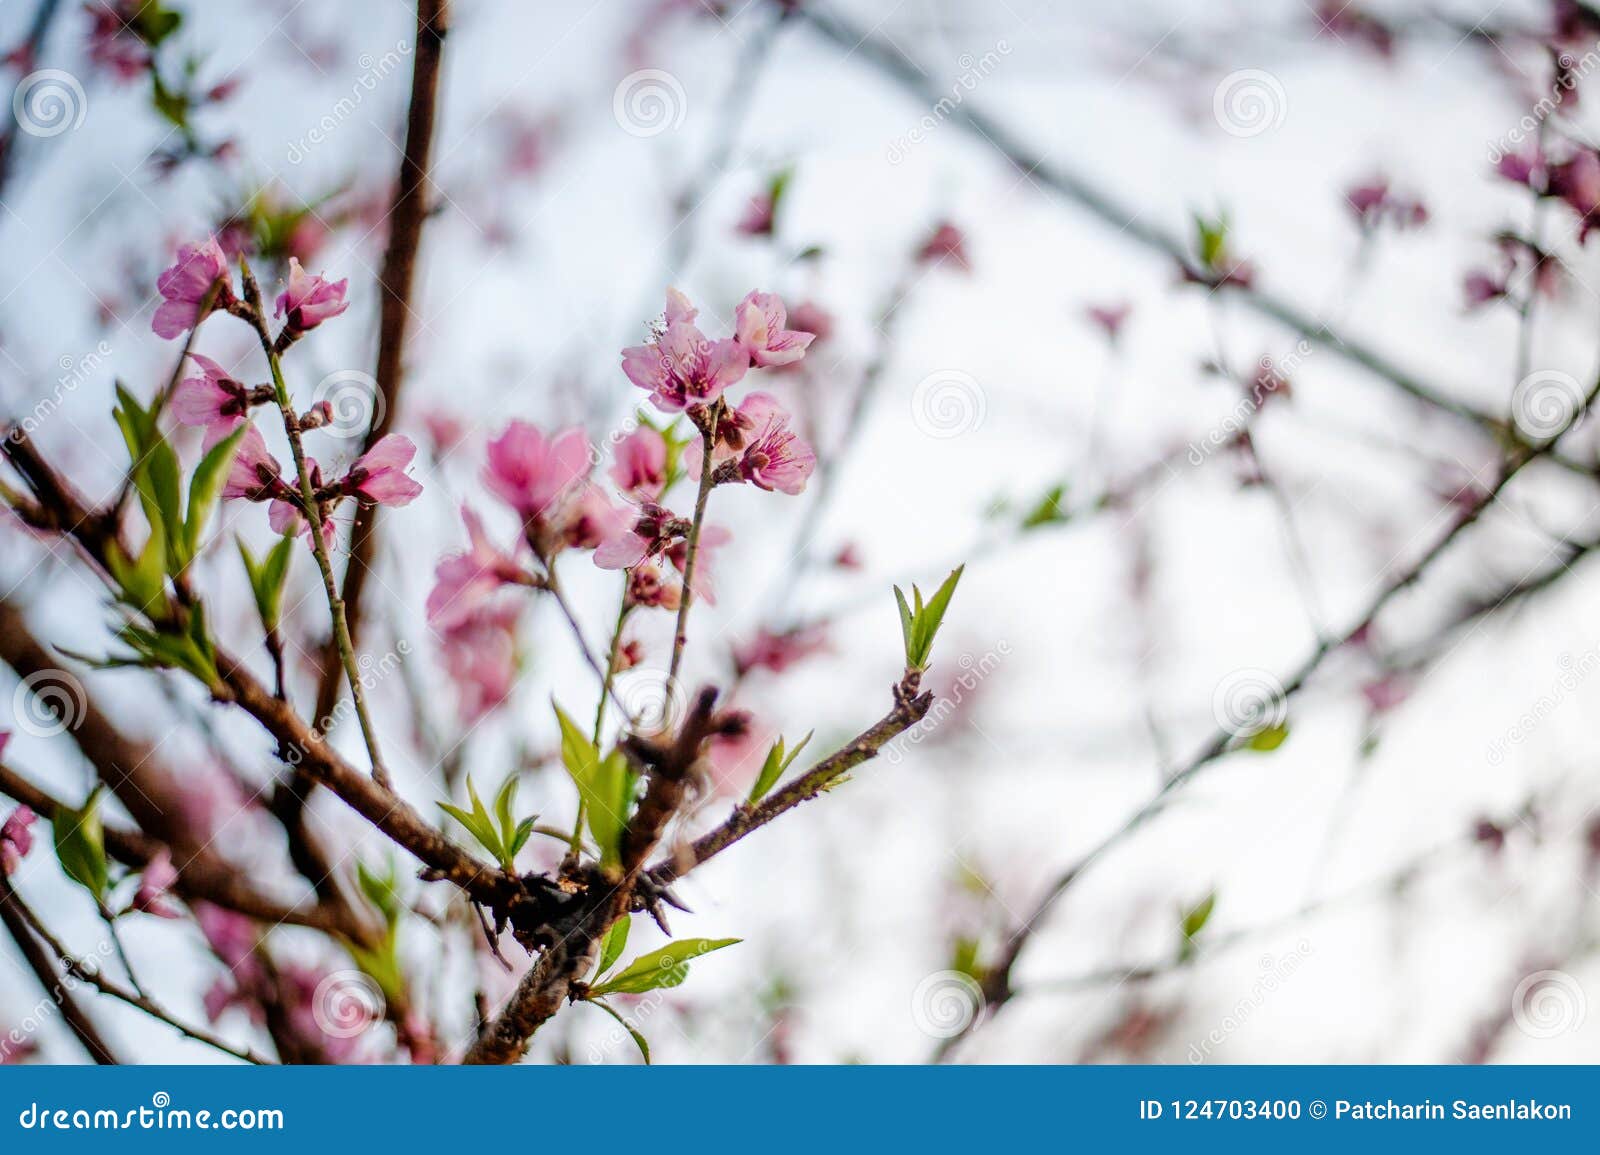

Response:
(733, 626), (831, 676)
(593, 502), (678, 571)
(626, 557), (682, 611)
(737, 191), (776, 237)
(1, 803), (35, 876)
(1085, 302), (1132, 343)
(483, 422), (590, 521)
(275, 258), (349, 335)
(439, 604), (521, 722)
(666, 523), (730, 603)
(427, 507), (529, 630)
(622, 291), (748, 412)
(153, 237), (231, 339)
(342, 434), (423, 507)
(691, 392), (816, 495)
(130, 849), (181, 918)
(916, 221), (971, 271)
(609, 426), (667, 499)
(560, 484), (627, 551)
(1344, 178), (1428, 231)
(221, 423), (286, 501)
(171, 354), (252, 433)
(735, 291), (815, 367)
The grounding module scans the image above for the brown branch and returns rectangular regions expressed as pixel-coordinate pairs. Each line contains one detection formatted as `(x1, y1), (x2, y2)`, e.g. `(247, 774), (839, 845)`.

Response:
(651, 671), (932, 884)
(314, 0), (451, 729)
(932, 386), (1600, 1058)
(0, 762), (351, 936)
(1, 425), (513, 912)
(0, 874), (120, 1064)
(794, 3), (1512, 436)
(464, 672), (933, 1064)
(2, 876), (272, 1064)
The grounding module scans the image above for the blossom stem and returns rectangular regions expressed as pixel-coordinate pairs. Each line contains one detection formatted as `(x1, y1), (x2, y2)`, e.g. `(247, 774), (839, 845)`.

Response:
(241, 260), (392, 789)
(569, 597), (633, 856)
(666, 419), (719, 700)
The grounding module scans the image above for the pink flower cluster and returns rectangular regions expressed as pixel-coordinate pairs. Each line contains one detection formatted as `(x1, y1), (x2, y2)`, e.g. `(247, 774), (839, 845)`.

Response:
(426, 288), (819, 718)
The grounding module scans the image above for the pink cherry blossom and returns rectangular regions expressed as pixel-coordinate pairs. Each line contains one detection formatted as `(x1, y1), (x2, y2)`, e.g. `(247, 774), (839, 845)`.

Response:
(153, 237), (230, 339)
(734, 291), (815, 368)
(427, 507), (529, 630)
(275, 257), (349, 334)
(622, 321), (748, 412)
(737, 191), (776, 237)
(343, 434), (423, 507)
(664, 287), (698, 325)
(439, 604), (521, 723)
(609, 426), (667, 498)
(917, 221), (971, 271)
(171, 354), (250, 432)
(625, 557), (682, 611)
(483, 422), (590, 521)
(560, 484), (628, 551)
(693, 392), (815, 496)
(0, 804), (35, 876)
(1085, 302), (1131, 342)
(221, 423), (285, 501)
(267, 496), (335, 543)
(593, 503), (655, 570)
(733, 625), (831, 677)
(666, 523), (730, 604)
(131, 849), (181, 918)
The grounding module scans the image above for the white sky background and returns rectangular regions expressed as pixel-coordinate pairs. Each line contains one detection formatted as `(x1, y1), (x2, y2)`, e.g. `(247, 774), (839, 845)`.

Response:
(2, 0), (1600, 1063)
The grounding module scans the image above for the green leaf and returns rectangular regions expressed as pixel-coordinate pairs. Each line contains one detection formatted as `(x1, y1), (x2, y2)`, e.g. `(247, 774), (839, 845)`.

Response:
(182, 426), (244, 567)
(439, 776), (513, 868)
(590, 999), (651, 1064)
(1245, 722), (1290, 752)
(53, 786), (109, 902)
(895, 566), (965, 671)
(107, 521), (168, 616)
(238, 536), (293, 631)
(1181, 891), (1217, 941)
(555, 702), (637, 871)
(1020, 483), (1069, 530)
(356, 859), (403, 928)
(590, 937), (741, 997)
(748, 731), (813, 804)
(596, 917), (630, 980)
